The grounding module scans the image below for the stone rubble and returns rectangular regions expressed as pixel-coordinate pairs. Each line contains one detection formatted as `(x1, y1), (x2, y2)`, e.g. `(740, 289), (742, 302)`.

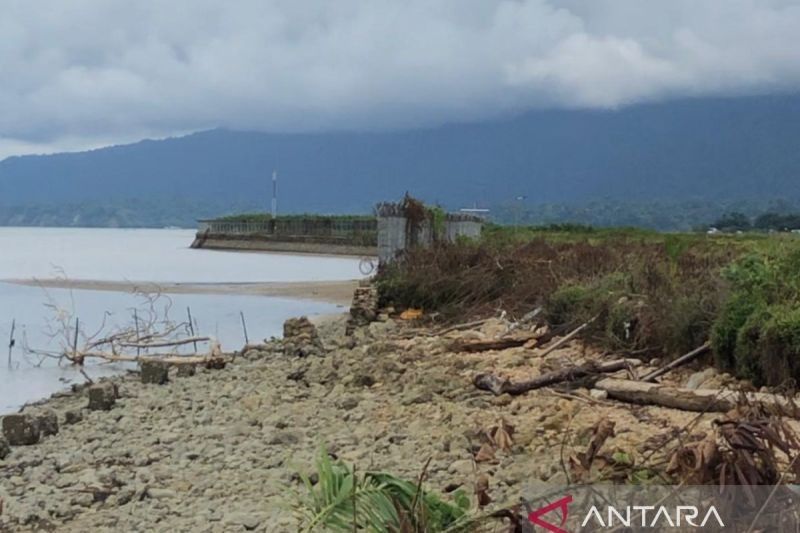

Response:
(281, 316), (324, 357)
(345, 281), (379, 335)
(0, 312), (774, 532)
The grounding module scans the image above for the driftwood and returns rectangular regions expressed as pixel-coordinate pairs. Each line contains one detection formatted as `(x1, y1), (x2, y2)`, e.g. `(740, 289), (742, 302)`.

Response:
(436, 319), (489, 336)
(474, 359), (640, 396)
(640, 341), (711, 382)
(117, 336), (210, 349)
(535, 316), (598, 358)
(595, 378), (800, 417)
(78, 340), (225, 366)
(450, 333), (539, 353)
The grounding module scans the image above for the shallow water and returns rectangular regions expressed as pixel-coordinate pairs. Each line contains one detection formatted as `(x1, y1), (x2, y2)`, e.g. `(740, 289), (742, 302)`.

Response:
(0, 227), (358, 412)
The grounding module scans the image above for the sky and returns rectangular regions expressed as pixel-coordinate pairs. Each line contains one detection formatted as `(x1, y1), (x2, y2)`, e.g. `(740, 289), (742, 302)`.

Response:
(2, 0), (800, 159)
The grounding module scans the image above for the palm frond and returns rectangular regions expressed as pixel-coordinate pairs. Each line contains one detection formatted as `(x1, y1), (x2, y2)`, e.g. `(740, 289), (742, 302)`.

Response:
(296, 449), (479, 532)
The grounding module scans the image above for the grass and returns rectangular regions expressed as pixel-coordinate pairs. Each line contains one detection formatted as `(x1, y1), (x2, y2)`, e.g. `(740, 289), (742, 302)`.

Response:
(377, 226), (800, 386)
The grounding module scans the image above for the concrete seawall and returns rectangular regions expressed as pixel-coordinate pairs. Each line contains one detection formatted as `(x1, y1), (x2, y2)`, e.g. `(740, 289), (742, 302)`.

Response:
(191, 234), (377, 257)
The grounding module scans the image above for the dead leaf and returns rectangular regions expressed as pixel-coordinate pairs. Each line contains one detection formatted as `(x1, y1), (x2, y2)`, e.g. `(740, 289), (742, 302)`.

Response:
(475, 474), (492, 507)
(582, 418), (615, 469)
(475, 443), (497, 463)
(399, 309), (423, 320)
(489, 417), (515, 452)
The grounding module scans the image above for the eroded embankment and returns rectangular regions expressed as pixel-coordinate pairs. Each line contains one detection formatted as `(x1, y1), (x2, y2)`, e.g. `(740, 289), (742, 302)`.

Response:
(0, 311), (796, 531)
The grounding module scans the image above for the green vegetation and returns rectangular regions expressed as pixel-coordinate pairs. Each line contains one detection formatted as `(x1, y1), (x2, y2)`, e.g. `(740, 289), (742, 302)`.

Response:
(710, 210), (800, 233)
(295, 450), (477, 532)
(377, 226), (800, 386)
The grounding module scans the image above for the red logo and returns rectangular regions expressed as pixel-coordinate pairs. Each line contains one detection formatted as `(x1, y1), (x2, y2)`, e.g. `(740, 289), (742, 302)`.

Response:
(528, 495), (573, 533)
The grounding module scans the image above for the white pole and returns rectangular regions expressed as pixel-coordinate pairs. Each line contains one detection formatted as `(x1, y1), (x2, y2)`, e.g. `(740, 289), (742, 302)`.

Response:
(271, 170), (277, 218)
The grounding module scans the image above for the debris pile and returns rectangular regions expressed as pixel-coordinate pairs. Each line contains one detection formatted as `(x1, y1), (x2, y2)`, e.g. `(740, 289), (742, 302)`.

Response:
(346, 281), (379, 335)
(282, 316), (325, 357)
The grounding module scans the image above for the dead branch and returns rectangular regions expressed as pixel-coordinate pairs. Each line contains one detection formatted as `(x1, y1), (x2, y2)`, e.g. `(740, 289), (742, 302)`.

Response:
(436, 319), (489, 336)
(117, 336), (210, 349)
(640, 341), (711, 382)
(473, 358), (640, 396)
(535, 315), (598, 358)
(450, 333), (540, 353)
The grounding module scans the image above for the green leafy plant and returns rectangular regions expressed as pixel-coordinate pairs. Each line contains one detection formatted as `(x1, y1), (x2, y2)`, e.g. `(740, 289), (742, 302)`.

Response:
(295, 450), (481, 532)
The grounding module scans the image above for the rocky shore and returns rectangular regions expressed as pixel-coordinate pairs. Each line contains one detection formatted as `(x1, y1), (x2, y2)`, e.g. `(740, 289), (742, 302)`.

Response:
(0, 304), (754, 532)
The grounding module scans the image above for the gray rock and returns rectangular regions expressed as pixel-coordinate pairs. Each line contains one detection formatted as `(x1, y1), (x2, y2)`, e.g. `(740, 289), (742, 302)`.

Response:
(589, 389), (608, 400)
(685, 368), (717, 390)
(88, 382), (117, 411)
(337, 396), (360, 410)
(34, 409), (59, 437)
(141, 361), (169, 384)
(176, 364), (196, 378)
(2, 414), (40, 445)
(401, 388), (433, 405)
(64, 410), (84, 425)
(447, 459), (474, 476)
(225, 513), (262, 530)
(0, 435), (10, 458)
(266, 430), (302, 445)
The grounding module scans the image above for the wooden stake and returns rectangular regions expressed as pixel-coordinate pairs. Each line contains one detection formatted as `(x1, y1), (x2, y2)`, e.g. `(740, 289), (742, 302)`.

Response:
(133, 309), (141, 356)
(7, 318), (16, 370)
(187, 307), (198, 352)
(72, 317), (80, 363)
(240, 311), (249, 345)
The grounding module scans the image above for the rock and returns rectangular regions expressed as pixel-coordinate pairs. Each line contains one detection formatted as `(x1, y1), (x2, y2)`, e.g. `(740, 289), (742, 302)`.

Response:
(685, 368), (717, 390)
(225, 513), (262, 530)
(64, 410), (84, 425)
(266, 430), (302, 446)
(0, 435), (10, 458)
(2, 414), (40, 445)
(140, 361), (169, 384)
(401, 388), (433, 405)
(337, 396), (360, 410)
(589, 389), (608, 400)
(33, 409), (59, 437)
(352, 374), (375, 387)
(447, 459), (474, 476)
(88, 382), (117, 411)
(146, 488), (177, 499)
(176, 364), (196, 377)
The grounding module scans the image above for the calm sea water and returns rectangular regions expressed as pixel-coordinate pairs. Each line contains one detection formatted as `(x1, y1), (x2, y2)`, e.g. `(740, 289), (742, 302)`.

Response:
(0, 227), (360, 413)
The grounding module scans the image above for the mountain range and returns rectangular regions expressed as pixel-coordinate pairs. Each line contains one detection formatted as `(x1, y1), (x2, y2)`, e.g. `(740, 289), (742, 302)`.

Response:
(1, 93), (800, 228)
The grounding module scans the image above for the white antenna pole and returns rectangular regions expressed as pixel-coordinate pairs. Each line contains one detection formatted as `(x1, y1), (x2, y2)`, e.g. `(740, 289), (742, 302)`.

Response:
(271, 170), (277, 218)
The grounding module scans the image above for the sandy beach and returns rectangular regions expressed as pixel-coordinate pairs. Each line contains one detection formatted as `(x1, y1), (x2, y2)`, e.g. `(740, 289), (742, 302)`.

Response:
(4, 278), (360, 306)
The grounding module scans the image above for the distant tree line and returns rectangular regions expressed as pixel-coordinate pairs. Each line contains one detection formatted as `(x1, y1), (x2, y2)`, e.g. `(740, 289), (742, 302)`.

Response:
(709, 211), (800, 233)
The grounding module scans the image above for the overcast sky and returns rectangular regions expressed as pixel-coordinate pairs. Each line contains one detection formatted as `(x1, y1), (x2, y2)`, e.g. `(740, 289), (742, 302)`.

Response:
(2, 0), (800, 158)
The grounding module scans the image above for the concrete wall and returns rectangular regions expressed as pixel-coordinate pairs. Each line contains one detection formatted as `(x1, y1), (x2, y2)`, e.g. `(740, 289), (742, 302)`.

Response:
(377, 216), (482, 263)
(192, 236), (376, 257)
(195, 211), (481, 260)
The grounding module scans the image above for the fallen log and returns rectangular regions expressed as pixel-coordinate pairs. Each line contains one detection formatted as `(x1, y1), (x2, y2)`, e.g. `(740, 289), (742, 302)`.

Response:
(474, 359), (640, 396)
(594, 378), (800, 417)
(640, 341), (711, 382)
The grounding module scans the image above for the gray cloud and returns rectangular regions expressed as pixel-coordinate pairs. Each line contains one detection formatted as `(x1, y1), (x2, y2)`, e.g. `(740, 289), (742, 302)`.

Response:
(2, 0), (800, 157)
